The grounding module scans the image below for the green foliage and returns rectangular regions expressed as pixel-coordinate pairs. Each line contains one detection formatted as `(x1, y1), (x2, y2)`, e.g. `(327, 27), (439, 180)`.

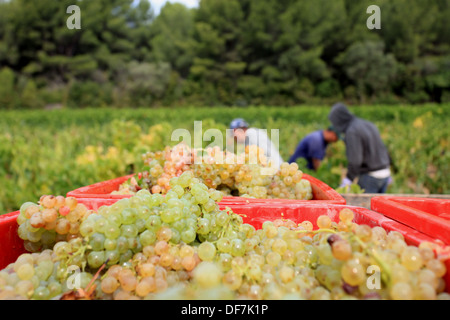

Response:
(337, 41), (398, 101)
(0, 0), (448, 108)
(0, 67), (17, 109)
(336, 184), (365, 195)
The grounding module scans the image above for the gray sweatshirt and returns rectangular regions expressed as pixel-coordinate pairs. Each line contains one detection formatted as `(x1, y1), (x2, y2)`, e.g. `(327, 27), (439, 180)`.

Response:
(328, 103), (391, 181)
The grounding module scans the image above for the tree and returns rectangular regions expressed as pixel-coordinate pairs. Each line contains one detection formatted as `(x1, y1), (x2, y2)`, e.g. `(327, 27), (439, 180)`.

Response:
(0, 67), (17, 109)
(338, 41), (398, 102)
(150, 3), (195, 77)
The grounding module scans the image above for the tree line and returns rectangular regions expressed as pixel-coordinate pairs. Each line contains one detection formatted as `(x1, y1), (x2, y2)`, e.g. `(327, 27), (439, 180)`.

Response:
(0, 0), (449, 109)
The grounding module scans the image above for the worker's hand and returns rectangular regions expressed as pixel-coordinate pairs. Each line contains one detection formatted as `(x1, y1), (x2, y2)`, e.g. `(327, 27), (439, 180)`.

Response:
(387, 176), (393, 185)
(339, 177), (352, 188)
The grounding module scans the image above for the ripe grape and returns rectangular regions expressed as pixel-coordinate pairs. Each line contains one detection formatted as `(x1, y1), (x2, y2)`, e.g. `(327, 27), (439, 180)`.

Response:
(119, 144), (314, 200)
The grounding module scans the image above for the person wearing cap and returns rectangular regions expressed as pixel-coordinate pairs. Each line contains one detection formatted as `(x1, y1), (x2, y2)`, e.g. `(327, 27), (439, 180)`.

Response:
(227, 118), (284, 169)
(328, 102), (392, 193)
(288, 127), (340, 171)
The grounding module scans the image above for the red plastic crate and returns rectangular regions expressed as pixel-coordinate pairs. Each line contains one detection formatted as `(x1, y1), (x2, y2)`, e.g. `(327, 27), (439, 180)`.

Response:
(1, 203), (449, 293)
(222, 202), (450, 292)
(67, 173), (346, 205)
(76, 199), (450, 293)
(66, 174), (135, 199)
(220, 203), (444, 246)
(0, 211), (26, 270)
(371, 196), (450, 245)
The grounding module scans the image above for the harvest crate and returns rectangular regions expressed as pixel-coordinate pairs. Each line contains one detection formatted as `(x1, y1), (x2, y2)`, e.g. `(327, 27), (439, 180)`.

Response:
(342, 193), (450, 210)
(0, 211), (26, 270)
(66, 173), (346, 205)
(222, 202), (450, 292)
(371, 196), (450, 245)
(1, 202), (449, 293)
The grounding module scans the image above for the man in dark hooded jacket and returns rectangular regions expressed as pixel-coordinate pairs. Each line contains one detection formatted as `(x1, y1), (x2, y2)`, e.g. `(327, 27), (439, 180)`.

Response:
(328, 103), (391, 193)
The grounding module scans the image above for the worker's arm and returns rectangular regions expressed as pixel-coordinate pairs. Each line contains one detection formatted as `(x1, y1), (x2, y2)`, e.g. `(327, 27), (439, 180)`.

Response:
(312, 158), (322, 171)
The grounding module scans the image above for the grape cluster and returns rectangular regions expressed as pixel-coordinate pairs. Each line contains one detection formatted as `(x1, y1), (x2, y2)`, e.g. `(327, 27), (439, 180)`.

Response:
(16, 195), (89, 253)
(266, 162), (312, 200)
(138, 144), (192, 194)
(2, 176), (449, 300)
(191, 146), (239, 191)
(119, 143), (313, 200)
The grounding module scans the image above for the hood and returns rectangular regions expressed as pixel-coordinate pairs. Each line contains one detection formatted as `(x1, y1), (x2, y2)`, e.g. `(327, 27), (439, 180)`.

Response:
(328, 103), (355, 134)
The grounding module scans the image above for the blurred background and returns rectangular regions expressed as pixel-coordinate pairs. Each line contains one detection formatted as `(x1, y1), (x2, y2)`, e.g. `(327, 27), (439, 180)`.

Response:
(0, 0), (448, 212)
(0, 0), (449, 108)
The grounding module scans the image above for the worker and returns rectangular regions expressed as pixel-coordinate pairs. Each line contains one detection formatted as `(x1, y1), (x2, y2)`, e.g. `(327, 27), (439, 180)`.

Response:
(288, 127), (340, 171)
(328, 102), (392, 193)
(227, 118), (284, 169)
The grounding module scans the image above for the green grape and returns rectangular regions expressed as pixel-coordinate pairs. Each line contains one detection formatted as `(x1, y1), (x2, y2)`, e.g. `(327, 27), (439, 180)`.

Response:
(105, 250), (120, 265)
(316, 244), (333, 265)
(121, 208), (138, 225)
(341, 259), (366, 286)
(196, 218), (210, 235)
(135, 218), (146, 233)
(107, 212), (122, 227)
(89, 233), (106, 251)
(121, 224), (138, 238)
(47, 281), (62, 298)
(198, 242), (217, 261)
(181, 228), (196, 244)
(178, 171), (194, 188)
(104, 238), (117, 251)
(41, 231), (56, 245)
(171, 185), (185, 198)
(279, 265), (294, 283)
(266, 251), (281, 267)
(401, 246), (424, 271)
(16, 263), (35, 281)
(32, 286), (50, 300)
(217, 237), (231, 253)
(139, 230), (157, 247)
(169, 228), (181, 244)
(80, 220), (96, 238)
(87, 251), (106, 269)
(193, 262), (223, 289)
(116, 236), (129, 254)
(149, 194), (164, 207)
(390, 282), (414, 300)
(136, 189), (151, 198)
(145, 215), (162, 230)
(94, 216), (108, 233)
(272, 239), (288, 255)
(302, 245), (318, 266)
(218, 253), (233, 271)
(194, 190), (209, 205)
(203, 199), (217, 213)
(230, 239), (245, 257)
(14, 280), (34, 298)
(35, 261), (53, 281)
(137, 206), (151, 220)
(216, 211), (229, 226)
(161, 209), (176, 224)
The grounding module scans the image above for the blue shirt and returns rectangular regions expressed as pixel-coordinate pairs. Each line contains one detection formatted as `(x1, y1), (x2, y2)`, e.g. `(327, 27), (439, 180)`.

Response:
(288, 130), (327, 170)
